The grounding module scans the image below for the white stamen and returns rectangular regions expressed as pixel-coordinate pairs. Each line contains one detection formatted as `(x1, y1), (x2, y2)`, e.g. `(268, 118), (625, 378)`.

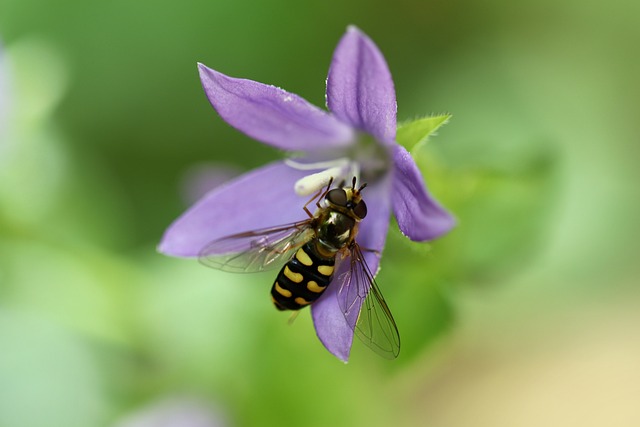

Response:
(286, 153), (366, 195)
(292, 161), (363, 196)
(284, 157), (350, 171)
(294, 165), (349, 196)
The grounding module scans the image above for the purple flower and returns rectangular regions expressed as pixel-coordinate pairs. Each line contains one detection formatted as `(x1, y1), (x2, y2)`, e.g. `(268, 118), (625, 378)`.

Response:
(159, 26), (454, 361)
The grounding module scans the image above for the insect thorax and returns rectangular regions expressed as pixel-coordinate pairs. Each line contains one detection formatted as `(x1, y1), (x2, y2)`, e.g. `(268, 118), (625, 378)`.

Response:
(316, 210), (357, 255)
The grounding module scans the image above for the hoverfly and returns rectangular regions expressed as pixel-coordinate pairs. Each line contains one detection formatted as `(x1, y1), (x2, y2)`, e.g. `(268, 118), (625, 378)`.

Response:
(198, 177), (400, 359)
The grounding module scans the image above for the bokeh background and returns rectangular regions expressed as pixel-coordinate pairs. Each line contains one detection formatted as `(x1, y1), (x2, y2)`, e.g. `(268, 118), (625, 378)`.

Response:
(1, 0), (639, 426)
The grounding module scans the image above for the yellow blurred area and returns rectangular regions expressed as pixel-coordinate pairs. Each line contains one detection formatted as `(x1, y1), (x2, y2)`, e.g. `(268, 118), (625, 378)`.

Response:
(405, 282), (640, 426)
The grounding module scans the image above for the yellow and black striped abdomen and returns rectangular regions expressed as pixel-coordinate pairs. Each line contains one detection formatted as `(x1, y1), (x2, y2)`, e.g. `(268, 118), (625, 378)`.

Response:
(271, 242), (336, 311)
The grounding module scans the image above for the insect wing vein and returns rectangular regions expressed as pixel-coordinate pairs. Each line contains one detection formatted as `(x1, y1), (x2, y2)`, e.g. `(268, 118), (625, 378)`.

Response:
(337, 244), (400, 359)
(198, 220), (315, 273)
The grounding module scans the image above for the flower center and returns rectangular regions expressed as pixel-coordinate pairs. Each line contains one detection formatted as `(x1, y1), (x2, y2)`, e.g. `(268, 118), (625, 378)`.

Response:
(286, 133), (391, 195)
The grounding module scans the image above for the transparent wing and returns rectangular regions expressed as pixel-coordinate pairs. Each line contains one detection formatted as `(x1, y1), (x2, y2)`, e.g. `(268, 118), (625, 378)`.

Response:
(198, 219), (315, 273)
(337, 243), (401, 359)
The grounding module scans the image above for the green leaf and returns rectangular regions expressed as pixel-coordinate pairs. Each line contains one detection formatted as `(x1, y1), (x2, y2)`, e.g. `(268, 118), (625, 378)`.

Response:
(396, 114), (452, 152)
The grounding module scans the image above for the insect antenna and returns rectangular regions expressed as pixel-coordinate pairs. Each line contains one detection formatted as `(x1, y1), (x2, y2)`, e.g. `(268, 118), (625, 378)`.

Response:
(321, 177), (335, 198)
(350, 176), (367, 194)
(357, 182), (367, 193)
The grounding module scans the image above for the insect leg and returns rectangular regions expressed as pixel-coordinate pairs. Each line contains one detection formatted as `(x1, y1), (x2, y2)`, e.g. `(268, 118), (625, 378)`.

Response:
(315, 177), (334, 210)
(303, 186), (325, 217)
(302, 177), (334, 216)
(287, 310), (301, 325)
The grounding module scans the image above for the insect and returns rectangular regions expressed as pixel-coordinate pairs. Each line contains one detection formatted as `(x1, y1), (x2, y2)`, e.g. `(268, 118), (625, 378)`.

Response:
(198, 177), (400, 359)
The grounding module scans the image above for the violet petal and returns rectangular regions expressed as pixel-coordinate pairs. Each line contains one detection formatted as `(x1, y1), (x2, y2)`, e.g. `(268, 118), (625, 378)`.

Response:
(158, 162), (312, 257)
(198, 64), (354, 151)
(311, 177), (391, 361)
(326, 26), (397, 143)
(180, 163), (241, 206)
(310, 258), (353, 362)
(392, 145), (455, 241)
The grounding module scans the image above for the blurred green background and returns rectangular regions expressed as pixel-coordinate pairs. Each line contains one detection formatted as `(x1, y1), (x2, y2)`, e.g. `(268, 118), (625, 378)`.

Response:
(1, 0), (639, 426)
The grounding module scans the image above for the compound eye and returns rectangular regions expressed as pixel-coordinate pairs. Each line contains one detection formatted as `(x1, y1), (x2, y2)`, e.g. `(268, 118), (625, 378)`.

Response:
(353, 200), (368, 219)
(327, 188), (347, 207)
